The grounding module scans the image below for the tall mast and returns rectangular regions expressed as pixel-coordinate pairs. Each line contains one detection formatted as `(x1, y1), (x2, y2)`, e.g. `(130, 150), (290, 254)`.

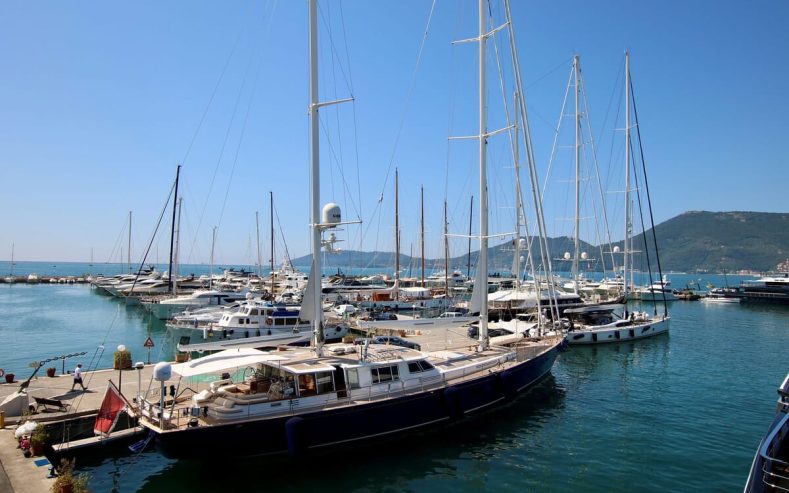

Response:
(444, 200), (449, 297)
(513, 91), (521, 284)
(308, 0), (324, 357)
(270, 191), (275, 298)
(174, 197), (183, 296)
(210, 226), (216, 290)
(467, 196), (473, 278)
(478, 0), (489, 349)
(394, 168), (400, 298)
(255, 211), (262, 279)
(128, 211), (132, 273)
(573, 55), (581, 291)
(623, 51), (631, 298)
(420, 185), (425, 287)
(168, 165), (181, 294)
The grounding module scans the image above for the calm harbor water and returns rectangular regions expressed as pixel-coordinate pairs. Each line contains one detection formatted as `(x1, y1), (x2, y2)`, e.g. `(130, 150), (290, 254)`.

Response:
(0, 268), (786, 492)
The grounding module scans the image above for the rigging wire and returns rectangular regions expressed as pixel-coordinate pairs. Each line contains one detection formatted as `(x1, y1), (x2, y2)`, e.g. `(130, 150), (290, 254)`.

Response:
(186, 3), (276, 263)
(217, 47), (268, 229)
(179, 4), (255, 167)
(376, 0), (438, 203)
(335, 2), (364, 256)
(630, 70), (668, 316)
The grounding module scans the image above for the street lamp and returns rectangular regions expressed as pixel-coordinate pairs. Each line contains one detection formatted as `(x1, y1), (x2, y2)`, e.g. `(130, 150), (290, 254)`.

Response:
(134, 361), (144, 404)
(117, 344), (126, 391)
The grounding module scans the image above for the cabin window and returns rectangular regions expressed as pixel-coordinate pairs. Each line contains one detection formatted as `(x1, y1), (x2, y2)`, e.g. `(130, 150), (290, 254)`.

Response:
(239, 318), (245, 325)
(315, 371), (334, 394)
(372, 365), (399, 384)
(298, 374), (317, 396)
(407, 360), (434, 373)
(347, 369), (360, 389)
(249, 309), (259, 316)
(275, 318), (284, 326)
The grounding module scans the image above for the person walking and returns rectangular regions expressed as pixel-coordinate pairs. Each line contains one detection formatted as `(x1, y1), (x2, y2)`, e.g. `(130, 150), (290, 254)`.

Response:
(70, 363), (87, 391)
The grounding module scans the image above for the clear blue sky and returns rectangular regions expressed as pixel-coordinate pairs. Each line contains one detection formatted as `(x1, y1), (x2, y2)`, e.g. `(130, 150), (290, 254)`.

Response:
(1, 0), (787, 266)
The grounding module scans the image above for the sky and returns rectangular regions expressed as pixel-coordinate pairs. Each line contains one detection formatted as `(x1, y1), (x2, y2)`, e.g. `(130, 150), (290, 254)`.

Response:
(1, 0), (787, 266)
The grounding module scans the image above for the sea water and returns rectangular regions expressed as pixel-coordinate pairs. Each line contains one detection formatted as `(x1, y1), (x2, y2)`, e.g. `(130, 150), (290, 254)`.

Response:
(0, 270), (785, 492)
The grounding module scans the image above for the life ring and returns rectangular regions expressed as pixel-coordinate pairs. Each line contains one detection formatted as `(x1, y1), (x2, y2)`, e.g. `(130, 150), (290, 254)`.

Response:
(0, 369), (4, 377)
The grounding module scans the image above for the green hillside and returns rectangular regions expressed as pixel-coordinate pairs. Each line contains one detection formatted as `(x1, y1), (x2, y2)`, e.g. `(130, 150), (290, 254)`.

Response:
(293, 211), (789, 274)
(630, 211), (789, 272)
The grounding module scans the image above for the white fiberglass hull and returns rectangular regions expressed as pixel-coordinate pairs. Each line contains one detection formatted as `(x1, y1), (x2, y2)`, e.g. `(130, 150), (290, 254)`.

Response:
(565, 316), (670, 345)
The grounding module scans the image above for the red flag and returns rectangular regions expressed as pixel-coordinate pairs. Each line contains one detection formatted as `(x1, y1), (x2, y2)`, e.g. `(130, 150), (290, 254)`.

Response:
(94, 382), (126, 436)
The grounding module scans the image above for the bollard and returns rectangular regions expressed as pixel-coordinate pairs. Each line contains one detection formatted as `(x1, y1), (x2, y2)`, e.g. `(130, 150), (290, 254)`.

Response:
(0, 411), (5, 429)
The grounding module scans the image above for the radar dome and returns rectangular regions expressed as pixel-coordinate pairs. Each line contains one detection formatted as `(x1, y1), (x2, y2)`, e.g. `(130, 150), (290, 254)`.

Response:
(581, 252), (588, 260)
(322, 203), (341, 225)
(153, 362), (172, 382)
(563, 252), (571, 260)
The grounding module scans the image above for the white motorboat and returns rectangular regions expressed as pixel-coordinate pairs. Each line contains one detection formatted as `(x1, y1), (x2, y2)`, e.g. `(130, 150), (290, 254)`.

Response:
(142, 289), (253, 320)
(563, 304), (669, 345)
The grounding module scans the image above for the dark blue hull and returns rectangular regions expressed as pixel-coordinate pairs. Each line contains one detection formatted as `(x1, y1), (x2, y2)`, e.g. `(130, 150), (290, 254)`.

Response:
(154, 341), (562, 458)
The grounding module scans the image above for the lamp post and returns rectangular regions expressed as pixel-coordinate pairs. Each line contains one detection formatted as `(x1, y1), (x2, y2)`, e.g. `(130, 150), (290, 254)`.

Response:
(134, 361), (144, 404)
(117, 344), (126, 391)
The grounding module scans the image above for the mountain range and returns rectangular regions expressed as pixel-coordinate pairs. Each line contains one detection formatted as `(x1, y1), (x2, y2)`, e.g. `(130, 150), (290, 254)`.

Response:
(292, 211), (789, 274)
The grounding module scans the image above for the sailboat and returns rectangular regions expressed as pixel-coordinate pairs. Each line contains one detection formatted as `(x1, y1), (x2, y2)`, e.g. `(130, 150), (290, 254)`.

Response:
(564, 52), (670, 345)
(4, 243), (15, 284)
(135, 0), (563, 458)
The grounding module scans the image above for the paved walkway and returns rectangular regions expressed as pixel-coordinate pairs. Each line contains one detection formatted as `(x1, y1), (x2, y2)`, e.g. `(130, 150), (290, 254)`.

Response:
(0, 365), (160, 426)
(0, 427), (54, 493)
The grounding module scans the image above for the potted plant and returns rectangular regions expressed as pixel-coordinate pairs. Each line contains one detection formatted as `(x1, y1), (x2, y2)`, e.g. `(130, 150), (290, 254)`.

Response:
(113, 348), (132, 370)
(51, 459), (90, 493)
(29, 425), (48, 457)
(5, 373), (15, 383)
(46, 367), (57, 378)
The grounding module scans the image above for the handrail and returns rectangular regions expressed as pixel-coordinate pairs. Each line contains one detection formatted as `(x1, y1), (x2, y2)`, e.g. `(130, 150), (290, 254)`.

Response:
(758, 412), (789, 465)
(760, 464), (789, 492)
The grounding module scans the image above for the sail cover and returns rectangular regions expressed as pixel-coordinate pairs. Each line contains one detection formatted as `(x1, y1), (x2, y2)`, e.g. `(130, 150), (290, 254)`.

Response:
(299, 264), (316, 323)
(94, 382), (126, 436)
(468, 266), (486, 314)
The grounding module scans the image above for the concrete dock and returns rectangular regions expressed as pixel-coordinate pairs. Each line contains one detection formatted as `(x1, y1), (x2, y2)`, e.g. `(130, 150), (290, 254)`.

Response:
(0, 365), (162, 492)
(0, 365), (161, 427)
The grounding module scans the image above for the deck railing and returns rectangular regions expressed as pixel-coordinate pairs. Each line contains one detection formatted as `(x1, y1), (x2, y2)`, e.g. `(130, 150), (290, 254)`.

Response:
(757, 412), (789, 491)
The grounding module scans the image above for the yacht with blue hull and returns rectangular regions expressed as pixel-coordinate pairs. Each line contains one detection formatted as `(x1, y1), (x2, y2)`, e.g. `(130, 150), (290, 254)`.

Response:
(140, 338), (563, 458)
(745, 373), (789, 492)
(133, 0), (568, 460)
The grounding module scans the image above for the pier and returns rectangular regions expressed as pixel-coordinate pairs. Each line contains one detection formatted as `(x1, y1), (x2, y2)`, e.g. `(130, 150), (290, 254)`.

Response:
(0, 365), (158, 492)
(1, 276), (91, 285)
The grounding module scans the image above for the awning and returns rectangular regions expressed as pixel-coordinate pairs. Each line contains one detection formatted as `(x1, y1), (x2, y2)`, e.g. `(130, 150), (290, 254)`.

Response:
(170, 348), (290, 377)
(281, 362), (338, 374)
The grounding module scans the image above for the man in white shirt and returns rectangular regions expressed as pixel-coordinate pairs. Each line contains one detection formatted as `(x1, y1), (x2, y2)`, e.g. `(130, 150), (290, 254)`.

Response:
(70, 363), (87, 391)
